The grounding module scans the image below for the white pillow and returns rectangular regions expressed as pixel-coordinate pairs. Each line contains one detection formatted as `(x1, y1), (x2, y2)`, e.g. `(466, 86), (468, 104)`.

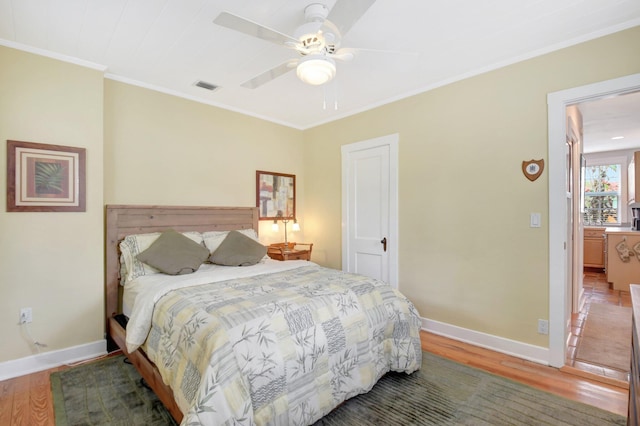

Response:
(202, 229), (268, 261)
(119, 231), (203, 283)
(202, 229), (260, 253)
(202, 230), (229, 254)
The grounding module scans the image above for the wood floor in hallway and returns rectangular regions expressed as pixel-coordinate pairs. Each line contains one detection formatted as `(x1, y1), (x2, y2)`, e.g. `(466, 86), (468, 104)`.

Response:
(564, 268), (632, 385)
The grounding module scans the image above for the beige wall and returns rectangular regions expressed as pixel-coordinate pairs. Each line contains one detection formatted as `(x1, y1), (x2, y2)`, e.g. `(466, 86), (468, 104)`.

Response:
(0, 46), (104, 362)
(1, 25), (639, 366)
(103, 80), (305, 243)
(304, 26), (640, 347)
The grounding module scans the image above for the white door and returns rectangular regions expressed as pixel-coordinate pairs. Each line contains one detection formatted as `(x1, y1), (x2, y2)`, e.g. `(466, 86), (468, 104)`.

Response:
(341, 134), (398, 287)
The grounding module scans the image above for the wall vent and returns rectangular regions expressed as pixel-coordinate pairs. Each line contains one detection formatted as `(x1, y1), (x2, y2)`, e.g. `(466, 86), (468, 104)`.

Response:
(194, 80), (219, 91)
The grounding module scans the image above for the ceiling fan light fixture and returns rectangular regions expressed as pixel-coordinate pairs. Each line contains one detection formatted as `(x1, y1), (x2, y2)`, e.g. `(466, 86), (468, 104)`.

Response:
(296, 55), (336, 85)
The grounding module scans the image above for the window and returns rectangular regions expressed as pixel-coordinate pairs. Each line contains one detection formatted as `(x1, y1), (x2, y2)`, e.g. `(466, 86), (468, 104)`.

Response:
(583, 163), (621, 225)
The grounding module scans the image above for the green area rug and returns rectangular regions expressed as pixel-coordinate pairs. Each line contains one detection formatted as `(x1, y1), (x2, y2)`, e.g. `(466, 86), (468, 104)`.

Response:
(51, 355), (177, 425)
(52, 352), (626, 425)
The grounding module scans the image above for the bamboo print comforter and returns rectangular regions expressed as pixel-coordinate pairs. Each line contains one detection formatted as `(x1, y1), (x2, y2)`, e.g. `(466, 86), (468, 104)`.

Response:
(134, 263), (422, 425)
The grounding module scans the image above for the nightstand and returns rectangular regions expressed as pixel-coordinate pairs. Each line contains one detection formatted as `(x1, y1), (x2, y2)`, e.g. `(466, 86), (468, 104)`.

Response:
(267, 242), (313, 261)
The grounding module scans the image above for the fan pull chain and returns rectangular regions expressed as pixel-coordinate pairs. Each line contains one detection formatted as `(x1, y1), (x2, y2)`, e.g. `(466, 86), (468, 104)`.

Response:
(323, 87), (327, 110)
(323, 85), (327, 110)
(321, 82), (338, 111)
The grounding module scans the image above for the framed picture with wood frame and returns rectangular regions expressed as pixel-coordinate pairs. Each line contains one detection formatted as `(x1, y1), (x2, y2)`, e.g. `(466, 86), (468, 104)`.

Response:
(256, 170), (295, 220)
(6, 140), (86, 212)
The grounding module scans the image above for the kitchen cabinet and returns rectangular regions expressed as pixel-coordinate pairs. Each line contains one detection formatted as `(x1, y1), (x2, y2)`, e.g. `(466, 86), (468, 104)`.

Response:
(629, 151), (640, 204)
(584, 227), (606, 268)
(605, 228), (640, 291)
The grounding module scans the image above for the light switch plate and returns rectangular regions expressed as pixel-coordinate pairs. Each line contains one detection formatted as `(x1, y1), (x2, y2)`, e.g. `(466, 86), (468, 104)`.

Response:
(530, 213), (541, 228)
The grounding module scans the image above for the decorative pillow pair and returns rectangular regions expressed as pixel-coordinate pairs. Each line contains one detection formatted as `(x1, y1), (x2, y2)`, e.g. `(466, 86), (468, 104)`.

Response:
(139, 229), (267, 272)
(120, 228), (267, 284)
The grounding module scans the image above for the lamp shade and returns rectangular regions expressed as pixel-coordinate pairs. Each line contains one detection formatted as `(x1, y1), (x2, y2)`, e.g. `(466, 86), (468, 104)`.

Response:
(296, 54), (336, 85)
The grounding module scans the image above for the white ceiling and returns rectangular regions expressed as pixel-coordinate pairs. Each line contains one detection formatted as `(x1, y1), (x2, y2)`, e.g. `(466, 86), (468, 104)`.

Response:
(1, 0), (640, 130)
(580, 91), (640, 154)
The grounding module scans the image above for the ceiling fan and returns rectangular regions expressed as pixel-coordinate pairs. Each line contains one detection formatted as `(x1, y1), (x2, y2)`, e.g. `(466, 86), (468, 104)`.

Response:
(213, 0), (376, 89)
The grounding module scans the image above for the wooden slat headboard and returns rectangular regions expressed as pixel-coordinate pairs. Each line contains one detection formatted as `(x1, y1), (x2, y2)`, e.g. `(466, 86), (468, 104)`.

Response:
(105, 205), (259, 324)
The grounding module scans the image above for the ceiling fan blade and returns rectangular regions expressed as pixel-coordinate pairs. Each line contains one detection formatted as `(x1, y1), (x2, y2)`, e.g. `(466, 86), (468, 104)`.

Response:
(333, 47), (419, 60)
(331, 50), (355, 61)
(214, 11), (298, 46)
(327, 0), (376, 36)
(241, 60), (298, 89)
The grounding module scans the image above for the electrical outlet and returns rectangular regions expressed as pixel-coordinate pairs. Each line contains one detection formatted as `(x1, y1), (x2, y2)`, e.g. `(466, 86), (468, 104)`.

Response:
(20, 307), (32, 324)
(537, 319), (549, 335)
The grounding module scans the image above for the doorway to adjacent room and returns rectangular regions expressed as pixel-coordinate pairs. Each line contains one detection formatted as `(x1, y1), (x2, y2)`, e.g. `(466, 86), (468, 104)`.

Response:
(548, 72), (640, 369)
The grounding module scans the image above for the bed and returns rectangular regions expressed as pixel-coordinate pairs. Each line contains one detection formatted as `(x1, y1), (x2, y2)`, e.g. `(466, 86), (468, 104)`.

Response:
(105, 205), (422, 425)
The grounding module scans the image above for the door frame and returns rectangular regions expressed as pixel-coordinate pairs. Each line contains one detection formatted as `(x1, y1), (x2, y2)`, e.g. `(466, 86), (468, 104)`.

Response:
(341, 133), (399, 287)
(548, 72), (640, 367)
(566, 114), (584, 315)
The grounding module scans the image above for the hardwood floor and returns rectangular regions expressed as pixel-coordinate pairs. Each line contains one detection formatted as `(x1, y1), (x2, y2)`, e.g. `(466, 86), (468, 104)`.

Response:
(0, 330), (629, 425)
(422, 331), (627, 418)
(0, 354), (119, 426)
(565, 268), (632, 384)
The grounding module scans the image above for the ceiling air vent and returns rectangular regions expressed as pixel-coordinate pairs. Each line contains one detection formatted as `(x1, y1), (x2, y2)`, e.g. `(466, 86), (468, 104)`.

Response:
(194, 80), (219, 91)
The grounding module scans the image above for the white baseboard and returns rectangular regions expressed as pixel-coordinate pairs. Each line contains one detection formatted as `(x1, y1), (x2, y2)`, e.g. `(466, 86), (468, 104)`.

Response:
(0, 340), (107, 381)
(1, 321), (549, 381)
(422, 317), (550, 365)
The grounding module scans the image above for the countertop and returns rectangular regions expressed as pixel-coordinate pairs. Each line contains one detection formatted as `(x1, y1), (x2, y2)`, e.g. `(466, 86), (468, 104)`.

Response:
(605, 227), (636, 234)
(585, 223), (632, 230)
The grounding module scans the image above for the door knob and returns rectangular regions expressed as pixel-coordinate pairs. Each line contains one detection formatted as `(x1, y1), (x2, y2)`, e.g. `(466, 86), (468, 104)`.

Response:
(381, 237), (387, 252)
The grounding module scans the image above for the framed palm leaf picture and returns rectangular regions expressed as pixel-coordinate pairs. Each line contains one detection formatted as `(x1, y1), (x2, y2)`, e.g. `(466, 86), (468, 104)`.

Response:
(6, 140), (86, 212)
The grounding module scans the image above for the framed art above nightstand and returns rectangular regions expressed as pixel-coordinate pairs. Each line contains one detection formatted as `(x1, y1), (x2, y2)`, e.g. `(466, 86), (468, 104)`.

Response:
(256, 170), (295, 220)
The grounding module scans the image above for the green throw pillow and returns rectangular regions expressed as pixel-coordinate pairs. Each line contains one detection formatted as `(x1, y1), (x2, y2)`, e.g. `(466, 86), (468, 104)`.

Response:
(209, 230), (267, 266)
(136, 229), (209, 275)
